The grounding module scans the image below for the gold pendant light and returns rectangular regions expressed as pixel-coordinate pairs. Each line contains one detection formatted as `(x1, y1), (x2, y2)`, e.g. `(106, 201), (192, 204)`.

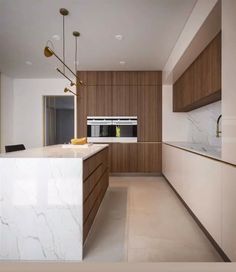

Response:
(43, 8), (85, 94)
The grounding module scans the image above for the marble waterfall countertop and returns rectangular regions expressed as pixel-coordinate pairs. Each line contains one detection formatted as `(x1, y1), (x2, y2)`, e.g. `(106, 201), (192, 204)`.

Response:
(0, 144), (108, 261)
(164, 142), (221, 161)
(0, 143), (108, 159)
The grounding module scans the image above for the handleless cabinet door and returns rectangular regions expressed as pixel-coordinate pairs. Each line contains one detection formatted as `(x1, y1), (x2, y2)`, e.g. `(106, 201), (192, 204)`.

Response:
(137, 143), (162, 173)
(86, 71), (112, 85)
(222, 164), (236, 261)
(110, 143), (138, 172)
(112, 86), (138, 116)
(87, 85), (112, 116)
(138, 85), (162, 142)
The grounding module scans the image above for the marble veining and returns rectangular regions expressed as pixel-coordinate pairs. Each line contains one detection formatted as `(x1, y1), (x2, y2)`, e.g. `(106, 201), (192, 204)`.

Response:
(186, 101), (222, 147)
(0, 144), (108, 261)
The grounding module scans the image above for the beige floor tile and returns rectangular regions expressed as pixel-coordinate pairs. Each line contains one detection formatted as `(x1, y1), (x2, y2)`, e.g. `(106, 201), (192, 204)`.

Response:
(83, 176), (223, 262)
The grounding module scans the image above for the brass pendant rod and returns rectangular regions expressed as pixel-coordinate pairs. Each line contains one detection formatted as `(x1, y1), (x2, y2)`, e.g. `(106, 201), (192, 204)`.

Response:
(56, 68), (75, 86)
(47, 46), (81, 82)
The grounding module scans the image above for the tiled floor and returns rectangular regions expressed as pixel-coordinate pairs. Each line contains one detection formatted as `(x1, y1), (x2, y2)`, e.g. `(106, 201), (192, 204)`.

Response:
(84, 176), (222, 262)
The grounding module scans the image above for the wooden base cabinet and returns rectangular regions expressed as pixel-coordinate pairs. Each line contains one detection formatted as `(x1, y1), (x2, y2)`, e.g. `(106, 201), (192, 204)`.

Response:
(83, 147), (109, 242)
(110, 143), (161, 174)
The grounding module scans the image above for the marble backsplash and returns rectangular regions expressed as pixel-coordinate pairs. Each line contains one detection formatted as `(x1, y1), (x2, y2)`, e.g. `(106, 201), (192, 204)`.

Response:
(186, 101), (222, 147)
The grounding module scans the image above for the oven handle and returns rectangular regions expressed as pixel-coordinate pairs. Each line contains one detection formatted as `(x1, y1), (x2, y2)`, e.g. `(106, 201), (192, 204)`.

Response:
(112, 121), (137, 125)
(87, 121), (113, 125)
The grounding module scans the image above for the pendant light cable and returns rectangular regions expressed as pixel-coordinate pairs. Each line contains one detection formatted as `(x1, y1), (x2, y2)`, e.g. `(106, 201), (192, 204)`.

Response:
(75, 35), (78, 72)
(63, 14), (65, 74)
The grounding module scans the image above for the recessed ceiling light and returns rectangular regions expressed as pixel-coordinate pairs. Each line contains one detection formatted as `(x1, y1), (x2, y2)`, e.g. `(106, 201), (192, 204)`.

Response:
(25, 61), (32, 65)
(52, 34), (60, 41)
(119, 61), (126, 65)
(115, 34), (123, 41)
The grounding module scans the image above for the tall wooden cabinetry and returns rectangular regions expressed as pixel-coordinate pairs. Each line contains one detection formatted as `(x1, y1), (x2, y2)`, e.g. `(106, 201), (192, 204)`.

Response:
(77, 71), (162, 173)
(173, 32), (221, 112)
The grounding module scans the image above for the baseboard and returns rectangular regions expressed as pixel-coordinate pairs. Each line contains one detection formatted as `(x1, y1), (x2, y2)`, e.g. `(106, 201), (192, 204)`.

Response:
(163, 174), (231, 263)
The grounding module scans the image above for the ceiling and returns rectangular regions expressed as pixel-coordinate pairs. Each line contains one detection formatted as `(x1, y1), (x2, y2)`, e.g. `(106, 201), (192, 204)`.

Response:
(0, 0), (196, 78)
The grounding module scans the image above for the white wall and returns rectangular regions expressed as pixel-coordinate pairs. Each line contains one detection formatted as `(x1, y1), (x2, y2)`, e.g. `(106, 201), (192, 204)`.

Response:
(221, 0), (236, 165)
(163, 0), (218, 84)
(13, 78), (74, 149)
(0, 74), (14, 152)
(162, 85), (189, 142)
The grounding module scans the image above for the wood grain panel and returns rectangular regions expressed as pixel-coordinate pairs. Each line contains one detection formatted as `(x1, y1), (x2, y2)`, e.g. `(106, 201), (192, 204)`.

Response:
(83, 147), (109, 243)
(137, 143), (162, 173)
(138, 85), (162, 142)
(87, 85), (112, 116)
(112, 71), (138, 85)
(138, 71), (162, 85)
(86, 71), (112, 85)
(76, 84), (87, 138)
(173, 32), (221, 112)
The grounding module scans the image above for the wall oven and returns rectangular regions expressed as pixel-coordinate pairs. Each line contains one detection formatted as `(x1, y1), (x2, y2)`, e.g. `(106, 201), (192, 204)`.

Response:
(87, 116), (137, 142)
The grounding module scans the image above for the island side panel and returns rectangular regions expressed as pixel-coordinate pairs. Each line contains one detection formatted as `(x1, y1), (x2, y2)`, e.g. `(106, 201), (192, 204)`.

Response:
(0, 158), (83, 261)
(83, 146), (109, 243)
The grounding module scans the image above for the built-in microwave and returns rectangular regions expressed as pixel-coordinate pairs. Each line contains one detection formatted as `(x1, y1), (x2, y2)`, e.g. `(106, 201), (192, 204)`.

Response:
(87, 116), (137, 142)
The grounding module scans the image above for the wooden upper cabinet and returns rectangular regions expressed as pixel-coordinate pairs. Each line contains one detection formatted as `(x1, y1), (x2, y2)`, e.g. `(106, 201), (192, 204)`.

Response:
(112, 86), (138, 116)
(138, 85), (162, 142)
(138, 71), (162, 85)
(80, 71), (112, 86)
(173, 32), (221, 112)
(87, 85), (112, 116)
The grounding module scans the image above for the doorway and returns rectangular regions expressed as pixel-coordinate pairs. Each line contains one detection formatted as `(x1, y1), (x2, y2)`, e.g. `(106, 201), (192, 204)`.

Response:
(43, 96), (74, 146)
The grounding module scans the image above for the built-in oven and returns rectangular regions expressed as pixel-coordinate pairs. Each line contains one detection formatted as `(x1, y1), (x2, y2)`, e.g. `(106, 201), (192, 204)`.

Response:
(87, 116), (137, 142)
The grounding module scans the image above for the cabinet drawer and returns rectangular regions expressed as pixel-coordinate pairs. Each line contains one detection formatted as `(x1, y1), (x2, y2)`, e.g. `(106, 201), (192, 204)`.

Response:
(83, 147), (108, 180)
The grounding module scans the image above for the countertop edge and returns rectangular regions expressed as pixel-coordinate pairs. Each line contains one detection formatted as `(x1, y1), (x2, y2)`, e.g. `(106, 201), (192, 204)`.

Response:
(163, 142), (236, 168)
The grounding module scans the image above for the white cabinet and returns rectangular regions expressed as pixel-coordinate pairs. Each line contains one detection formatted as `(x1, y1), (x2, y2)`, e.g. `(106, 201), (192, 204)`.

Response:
(162, 144), (222, 247)
(222, 164), (236, 261)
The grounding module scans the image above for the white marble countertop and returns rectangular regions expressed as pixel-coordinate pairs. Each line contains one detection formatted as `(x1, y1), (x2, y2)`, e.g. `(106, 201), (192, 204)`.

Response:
(164, 142), (222, 161)
(0, 144), (108, 160)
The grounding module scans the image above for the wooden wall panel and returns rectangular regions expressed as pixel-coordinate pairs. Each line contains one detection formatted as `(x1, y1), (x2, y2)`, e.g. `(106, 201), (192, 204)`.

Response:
(138, 85), (162, 142)
(137, 143), (162, 173)
(87, 85), (112, 116)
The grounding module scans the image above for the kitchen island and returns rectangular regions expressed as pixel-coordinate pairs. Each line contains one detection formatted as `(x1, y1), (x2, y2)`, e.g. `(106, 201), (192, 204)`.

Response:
(0, 144), (109, 261)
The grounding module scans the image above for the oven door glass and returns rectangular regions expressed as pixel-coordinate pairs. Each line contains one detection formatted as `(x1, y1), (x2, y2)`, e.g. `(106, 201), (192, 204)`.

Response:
(117, 125), (137, 137)
(87, 125), (116, 137)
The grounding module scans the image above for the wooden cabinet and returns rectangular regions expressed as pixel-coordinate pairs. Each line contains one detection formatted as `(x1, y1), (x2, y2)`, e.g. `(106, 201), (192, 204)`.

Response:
(137, 143), (162, 173)
(83, 147), (109, 242)
(110, 143), (138, 172)
(112, 71), (138, 85)
(112, 86), (138, 116)
(110, 143), (161, 173)
(77, 85), (87, 138)
(77, 71), (163, 160)
(138, 71), (162, 85)
(87, 85), (112, 116)
(80, 71), (112, 86)
(138, 85), (162, 142)
(173, 32), (221, 112)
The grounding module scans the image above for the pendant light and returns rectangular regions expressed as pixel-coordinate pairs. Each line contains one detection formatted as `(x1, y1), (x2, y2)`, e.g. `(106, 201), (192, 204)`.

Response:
(43, 8), (85, 94)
